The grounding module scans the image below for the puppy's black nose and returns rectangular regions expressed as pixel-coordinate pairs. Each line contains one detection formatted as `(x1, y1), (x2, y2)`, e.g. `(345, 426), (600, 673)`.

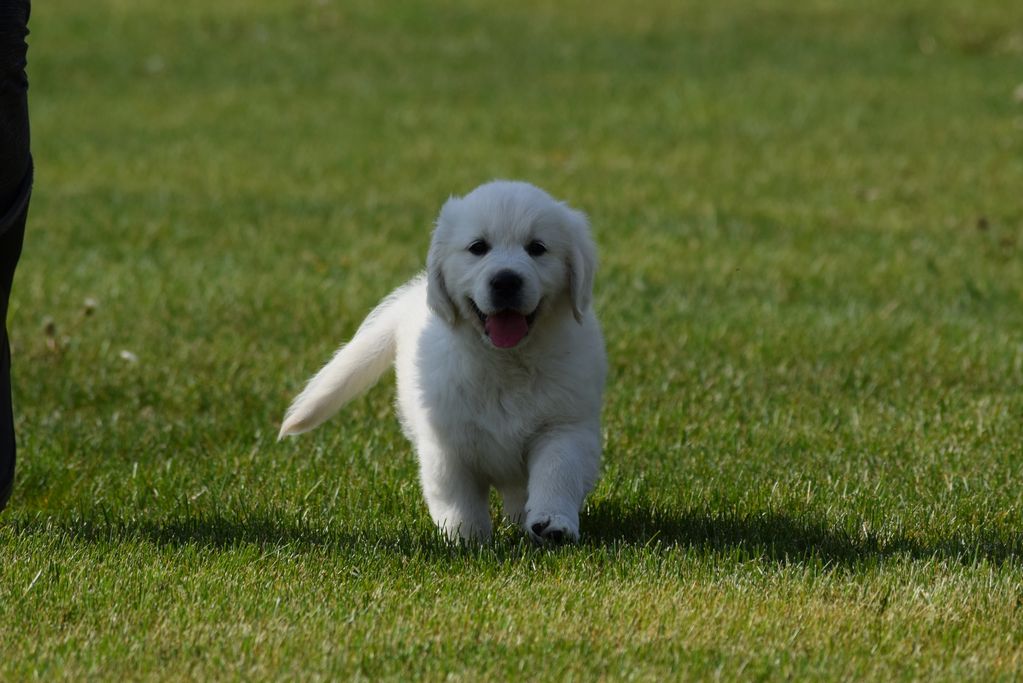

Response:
(490, 269), (523, 308)
(490, 270), (522, 294)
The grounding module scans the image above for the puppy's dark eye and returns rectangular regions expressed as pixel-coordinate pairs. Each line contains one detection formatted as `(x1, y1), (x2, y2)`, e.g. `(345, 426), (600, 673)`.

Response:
(525, 240), (547, 257)
(467, 240), (490, 256)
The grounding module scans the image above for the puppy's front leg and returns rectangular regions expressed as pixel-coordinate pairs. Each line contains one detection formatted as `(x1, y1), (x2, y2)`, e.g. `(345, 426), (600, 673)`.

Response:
(418, 442), (492, 542)
(524, 426), (600, 544)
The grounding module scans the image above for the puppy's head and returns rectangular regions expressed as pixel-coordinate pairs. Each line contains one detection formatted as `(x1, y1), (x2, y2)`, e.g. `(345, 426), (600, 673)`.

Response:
(427, 180), (596, 349)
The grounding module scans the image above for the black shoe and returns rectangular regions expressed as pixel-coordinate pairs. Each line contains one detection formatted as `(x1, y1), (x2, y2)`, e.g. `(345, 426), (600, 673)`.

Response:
(0, 330), (14, 513)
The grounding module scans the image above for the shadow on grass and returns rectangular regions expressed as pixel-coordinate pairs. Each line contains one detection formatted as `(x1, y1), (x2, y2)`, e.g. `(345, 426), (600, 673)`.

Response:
(7, 509), (381, 553)
(582, 501), (1022, 566)
(7, 499), (1020, 568)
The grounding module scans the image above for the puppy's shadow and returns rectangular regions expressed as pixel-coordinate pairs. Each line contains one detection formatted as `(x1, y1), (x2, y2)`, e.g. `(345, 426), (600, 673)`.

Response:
(10, 501), (1019, 567)
(580, 500), (1021, 566)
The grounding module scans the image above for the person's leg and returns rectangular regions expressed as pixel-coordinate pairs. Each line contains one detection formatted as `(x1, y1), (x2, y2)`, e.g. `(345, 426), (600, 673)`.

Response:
(0, 0), (32, 511)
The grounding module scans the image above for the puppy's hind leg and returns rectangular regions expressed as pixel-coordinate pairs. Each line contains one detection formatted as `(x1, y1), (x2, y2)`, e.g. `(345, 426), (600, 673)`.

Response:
(524, 427), (600, 544)
(499, 485), (527, 525)
(418, 443), (492, 542)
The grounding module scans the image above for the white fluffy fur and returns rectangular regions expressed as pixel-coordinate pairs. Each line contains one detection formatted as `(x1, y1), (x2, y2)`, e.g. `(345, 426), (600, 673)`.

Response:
(280, 181), (606, 543)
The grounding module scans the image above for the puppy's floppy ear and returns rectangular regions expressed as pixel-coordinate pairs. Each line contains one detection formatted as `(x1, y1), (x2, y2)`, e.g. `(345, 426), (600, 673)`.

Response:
(564, 207), (597, 324)
(427, 260), (456, 324)
(426, 197), (460, 324)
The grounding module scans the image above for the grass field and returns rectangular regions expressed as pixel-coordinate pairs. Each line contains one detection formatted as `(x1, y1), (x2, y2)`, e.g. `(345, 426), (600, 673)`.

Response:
(3, 0), (1023, 679)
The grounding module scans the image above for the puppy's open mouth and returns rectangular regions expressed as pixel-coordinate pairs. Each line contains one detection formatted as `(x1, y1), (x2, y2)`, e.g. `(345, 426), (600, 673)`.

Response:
(468, 299), (540, 349)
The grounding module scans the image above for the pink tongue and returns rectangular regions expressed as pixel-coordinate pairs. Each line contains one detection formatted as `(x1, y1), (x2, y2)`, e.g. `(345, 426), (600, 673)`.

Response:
(485, 311), (529, 348)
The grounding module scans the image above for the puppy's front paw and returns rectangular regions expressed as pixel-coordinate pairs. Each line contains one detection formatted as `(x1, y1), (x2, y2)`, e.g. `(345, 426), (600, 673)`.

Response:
(525, 512), (579, 545)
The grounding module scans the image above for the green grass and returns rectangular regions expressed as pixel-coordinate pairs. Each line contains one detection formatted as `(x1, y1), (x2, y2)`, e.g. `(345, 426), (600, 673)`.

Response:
(3, 0), (1023, 678)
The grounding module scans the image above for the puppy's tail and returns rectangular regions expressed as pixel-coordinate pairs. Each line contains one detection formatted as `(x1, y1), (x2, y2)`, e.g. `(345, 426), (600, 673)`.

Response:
(278, 280), (416, 439)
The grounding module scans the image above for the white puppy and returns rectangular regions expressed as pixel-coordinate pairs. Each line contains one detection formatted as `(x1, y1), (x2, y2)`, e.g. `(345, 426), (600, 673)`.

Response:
(279, 181), (606, 543)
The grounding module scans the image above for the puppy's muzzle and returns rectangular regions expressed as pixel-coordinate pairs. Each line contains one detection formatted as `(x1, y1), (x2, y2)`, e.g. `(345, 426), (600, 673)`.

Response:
(489, 269), (523, 310)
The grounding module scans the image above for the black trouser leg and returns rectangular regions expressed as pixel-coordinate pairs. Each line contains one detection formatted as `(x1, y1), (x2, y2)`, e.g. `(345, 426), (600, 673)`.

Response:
(0, 0), (31, 511)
